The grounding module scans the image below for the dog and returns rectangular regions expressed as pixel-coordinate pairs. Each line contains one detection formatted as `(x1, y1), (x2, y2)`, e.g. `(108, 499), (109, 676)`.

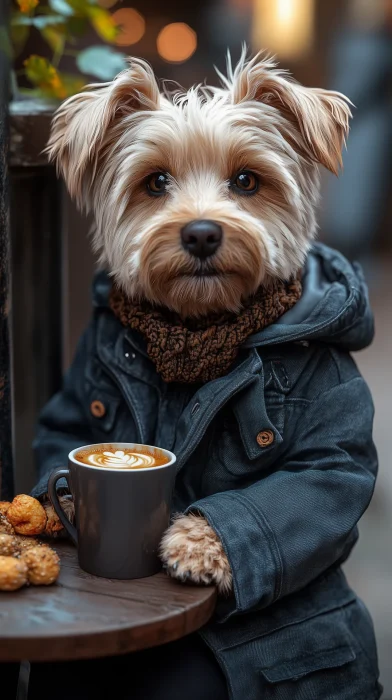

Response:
(43, 49), (351, 593)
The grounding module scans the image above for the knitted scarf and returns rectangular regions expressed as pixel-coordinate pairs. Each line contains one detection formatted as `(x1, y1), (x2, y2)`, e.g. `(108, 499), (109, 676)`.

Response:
(110, 278), (301, 383)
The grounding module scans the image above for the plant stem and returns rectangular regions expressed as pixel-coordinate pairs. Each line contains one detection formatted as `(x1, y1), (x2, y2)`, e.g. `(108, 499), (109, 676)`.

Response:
(52, 45), (64, 68)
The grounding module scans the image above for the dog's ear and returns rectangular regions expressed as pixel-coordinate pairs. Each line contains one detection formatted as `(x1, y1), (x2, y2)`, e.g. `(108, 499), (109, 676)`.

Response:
(227, 53), (352, 175)
(46, 58), (160, 204)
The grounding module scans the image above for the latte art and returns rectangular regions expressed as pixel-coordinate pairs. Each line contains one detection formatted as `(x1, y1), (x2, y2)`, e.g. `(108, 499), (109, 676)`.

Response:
(74, 444), (170, 469)
(87, 450), (155, 469)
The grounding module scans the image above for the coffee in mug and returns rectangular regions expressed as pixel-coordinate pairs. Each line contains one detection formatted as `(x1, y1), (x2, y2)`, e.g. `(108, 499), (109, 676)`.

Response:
(74, 444), (169, 469)
(48, 443), (176, 579)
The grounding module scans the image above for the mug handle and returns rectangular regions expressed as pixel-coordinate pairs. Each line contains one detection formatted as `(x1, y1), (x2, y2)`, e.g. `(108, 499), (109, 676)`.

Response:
(48, 467), (78, 545)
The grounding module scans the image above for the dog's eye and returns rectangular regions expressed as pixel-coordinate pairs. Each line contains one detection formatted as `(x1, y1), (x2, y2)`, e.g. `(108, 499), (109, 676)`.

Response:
(147, 172), (168, 196)
(232, 171), (259, 195)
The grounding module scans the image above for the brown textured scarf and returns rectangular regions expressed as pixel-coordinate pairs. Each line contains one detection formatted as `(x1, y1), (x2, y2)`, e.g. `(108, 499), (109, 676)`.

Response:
(110, 278), (301, 383)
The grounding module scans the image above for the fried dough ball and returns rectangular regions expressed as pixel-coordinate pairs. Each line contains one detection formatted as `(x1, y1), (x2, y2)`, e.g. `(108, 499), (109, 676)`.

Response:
(16, 535), (42, 551)
(0, 513), (15, 536)
(21, 546), (60, 586)
(43, 502), (64, 537)
(0, 534), (20, 556)
(0, 501), (11, 516)
(7, 495), (47, 536)
(0, 555), (28, 591)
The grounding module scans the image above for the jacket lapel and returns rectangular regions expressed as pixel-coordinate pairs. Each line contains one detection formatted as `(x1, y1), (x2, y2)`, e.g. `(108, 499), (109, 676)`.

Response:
(174, 349), (263, 470)
(96, 315), (160, 444)
(233, 364), (284, 461)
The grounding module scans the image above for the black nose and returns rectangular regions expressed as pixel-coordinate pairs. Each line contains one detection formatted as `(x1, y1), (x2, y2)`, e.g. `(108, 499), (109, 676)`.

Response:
(181, 220), (222, 259)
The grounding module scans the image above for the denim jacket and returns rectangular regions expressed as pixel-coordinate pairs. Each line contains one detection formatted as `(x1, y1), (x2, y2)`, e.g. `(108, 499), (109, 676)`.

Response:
(32, 243), (381, 699)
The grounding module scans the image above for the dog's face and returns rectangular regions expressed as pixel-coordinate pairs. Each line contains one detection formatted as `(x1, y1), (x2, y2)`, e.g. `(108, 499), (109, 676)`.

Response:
(48, 53), (351, 317)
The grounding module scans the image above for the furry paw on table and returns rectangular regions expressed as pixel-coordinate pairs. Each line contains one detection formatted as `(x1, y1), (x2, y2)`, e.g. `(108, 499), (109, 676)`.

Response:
(160, 513), (232, 594)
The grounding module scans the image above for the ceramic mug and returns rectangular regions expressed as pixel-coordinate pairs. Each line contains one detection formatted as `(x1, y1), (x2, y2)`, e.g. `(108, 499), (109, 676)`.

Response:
(48, 443), (176, 579)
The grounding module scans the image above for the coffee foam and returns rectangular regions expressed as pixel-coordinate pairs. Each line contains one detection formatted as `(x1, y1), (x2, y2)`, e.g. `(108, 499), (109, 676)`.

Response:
(74, 445), (169, 469)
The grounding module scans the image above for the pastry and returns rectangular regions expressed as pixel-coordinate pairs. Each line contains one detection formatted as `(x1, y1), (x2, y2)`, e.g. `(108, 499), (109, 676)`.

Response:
(0, 534), (20, 556)
(7, 495), (47, 536)
(0, 555), (28, 591)
(21, 546), (60, 585)
(0, 501), (11, 516)
(0, 513), (15, 536)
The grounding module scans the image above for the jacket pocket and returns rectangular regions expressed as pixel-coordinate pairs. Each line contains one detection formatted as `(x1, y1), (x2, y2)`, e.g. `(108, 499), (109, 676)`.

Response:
(206, 572), (381, 700)
(260, 645), (354, 683)
(254, 605), (380, 700)
(257, 607), (355, 687)
(214, 404), (283, 479)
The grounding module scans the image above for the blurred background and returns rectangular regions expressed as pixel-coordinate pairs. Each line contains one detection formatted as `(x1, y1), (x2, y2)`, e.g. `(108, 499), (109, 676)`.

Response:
(4, 0), (392, 694)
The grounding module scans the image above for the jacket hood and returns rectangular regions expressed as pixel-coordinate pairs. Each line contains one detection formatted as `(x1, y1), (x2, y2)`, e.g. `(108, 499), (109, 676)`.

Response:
(244, 243), (374, 352)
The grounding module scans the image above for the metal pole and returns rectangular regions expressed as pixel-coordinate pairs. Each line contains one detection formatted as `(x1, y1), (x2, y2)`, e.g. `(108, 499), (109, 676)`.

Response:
(9, 102), (63, 493)
(0, 0), (14, 500)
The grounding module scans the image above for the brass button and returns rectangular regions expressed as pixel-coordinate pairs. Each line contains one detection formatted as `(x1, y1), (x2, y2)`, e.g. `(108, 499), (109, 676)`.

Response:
(257, 430), (274, 447)
(90, 400), (106, 418)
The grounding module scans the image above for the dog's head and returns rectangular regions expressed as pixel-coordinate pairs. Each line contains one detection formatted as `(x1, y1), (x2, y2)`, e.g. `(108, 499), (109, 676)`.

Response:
(47, 51), (351, 317)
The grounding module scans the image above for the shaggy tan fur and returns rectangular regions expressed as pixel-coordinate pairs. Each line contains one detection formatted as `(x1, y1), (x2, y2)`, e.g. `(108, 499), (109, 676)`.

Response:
(46, 48), (351, 318)
(160, 513), (232, 594)
(43, 496), (75, 538)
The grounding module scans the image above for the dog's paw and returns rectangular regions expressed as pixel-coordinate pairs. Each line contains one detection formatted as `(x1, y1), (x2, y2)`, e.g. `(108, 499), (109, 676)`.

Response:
(159, 513), (232, 594)
(43, 496), (75, 537)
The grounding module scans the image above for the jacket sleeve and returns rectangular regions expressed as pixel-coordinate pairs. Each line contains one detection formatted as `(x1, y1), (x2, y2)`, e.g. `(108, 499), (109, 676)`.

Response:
(187, 376), (377, 617)
(31, 324), (95, 499)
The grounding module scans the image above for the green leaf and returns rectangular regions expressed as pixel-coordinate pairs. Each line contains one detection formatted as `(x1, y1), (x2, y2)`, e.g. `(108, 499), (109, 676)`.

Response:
(24, 54), (67, 98)
(66, 16), (88, 36)
(87, 6), (117, 42)
(48, 0), (74, 17)
(24, 58), (85, 98)
(41, 24), (66, 52)
(10, 25), (29, 56)
(60, 72), (86, 94)
(76, 45), (126, 80)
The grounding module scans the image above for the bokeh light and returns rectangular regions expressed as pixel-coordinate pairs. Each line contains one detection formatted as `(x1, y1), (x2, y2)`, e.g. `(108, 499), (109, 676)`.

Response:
(112, 8), (145, 46)
(252, 0), (314, 60)
(157, 23), (197, 63)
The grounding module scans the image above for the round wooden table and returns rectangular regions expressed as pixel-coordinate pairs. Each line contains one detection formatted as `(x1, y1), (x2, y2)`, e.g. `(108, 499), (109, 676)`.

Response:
(0, 541), (217, 662)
